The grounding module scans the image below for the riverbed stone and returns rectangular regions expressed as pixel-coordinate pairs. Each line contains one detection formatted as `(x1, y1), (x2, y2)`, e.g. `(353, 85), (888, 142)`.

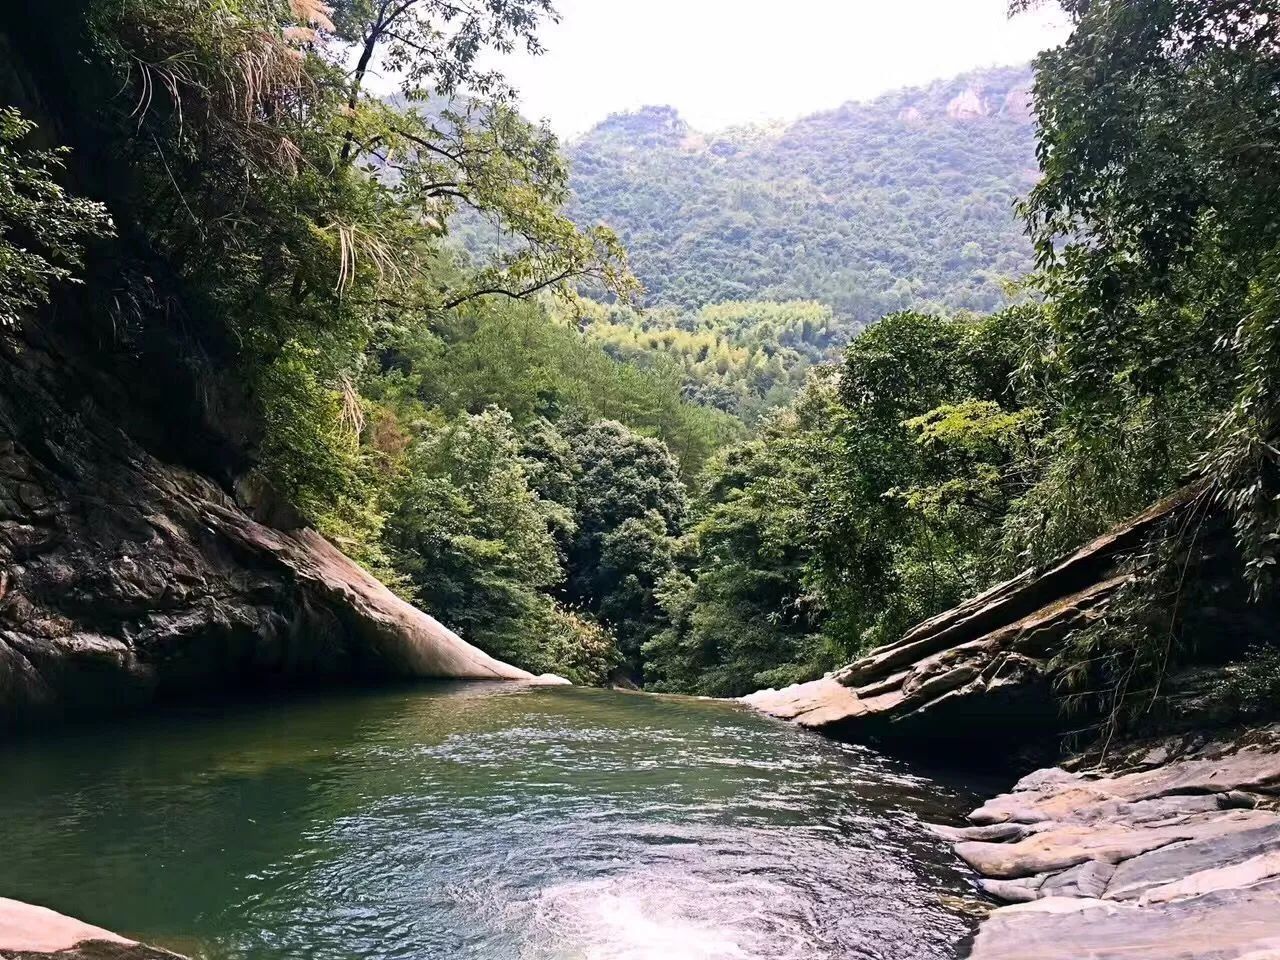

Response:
(949, 726), (1280, 957)
(1039, 859), (1115, 899)
(1103, 819), (1280, 901)
(957, 810), (1277, 879)
(0, 898), (184, 959)
(1137, 849), (1280, 905)
(924, 821), (1035, 843)
(976, 877), (1045, 903)
(738, 677), (866, 728)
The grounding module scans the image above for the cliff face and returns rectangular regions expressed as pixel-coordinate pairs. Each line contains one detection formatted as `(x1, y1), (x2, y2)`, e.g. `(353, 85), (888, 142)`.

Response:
(0, 18), (555, 734)
(0, 325), (540, 733)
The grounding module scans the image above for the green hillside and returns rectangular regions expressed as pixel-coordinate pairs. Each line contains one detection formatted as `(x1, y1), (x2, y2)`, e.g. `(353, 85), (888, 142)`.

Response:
(567, 65), (1039, 325)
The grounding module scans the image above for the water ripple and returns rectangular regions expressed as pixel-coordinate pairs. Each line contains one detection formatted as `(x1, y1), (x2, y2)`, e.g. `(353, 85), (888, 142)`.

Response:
(0, 685), (983, 960)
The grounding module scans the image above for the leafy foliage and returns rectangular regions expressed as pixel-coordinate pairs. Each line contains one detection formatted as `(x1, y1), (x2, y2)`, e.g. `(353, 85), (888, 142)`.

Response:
(574, 299), (843, 424)
(383, 407), (563, 663)
(17, 0), (1280, 708)
(358, 292), (710, 678)
(0, 107), (112, 327)
(998, 0), (1280, 733)
(653, 0), (1280, 720)
(645, 424), (819, 696)
(646, 308), (1037, 695)
(560, 419), (688, 673)
(1020, 0), (1280, 587)
(3, 0), (659, 680)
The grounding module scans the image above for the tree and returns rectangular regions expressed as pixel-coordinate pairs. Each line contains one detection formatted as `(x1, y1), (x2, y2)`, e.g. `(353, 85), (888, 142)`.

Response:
(1012, 0), (1280, 579)
(0, 108), (112, 327)
(383, 408), (562, 664)
(646, 433), (819, 696)
(328, 0), (637, 311)
(59, 0), (638, 555)
(562, 419), (687, 673)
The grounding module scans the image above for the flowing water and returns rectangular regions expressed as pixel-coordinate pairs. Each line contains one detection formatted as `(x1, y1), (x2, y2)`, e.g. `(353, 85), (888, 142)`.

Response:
(0, 683), (988, 960)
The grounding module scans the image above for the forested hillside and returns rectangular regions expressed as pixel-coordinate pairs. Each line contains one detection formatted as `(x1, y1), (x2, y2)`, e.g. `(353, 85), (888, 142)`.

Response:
(565, 65), (1039, 324)
(570, 299), (842, 425)
(5, 0), (1278, 738)
(644, 0), (1280, 734)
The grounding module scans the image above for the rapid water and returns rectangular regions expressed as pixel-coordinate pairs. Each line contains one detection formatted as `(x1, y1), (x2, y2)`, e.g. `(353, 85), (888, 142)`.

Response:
(0, 683), (986, 960)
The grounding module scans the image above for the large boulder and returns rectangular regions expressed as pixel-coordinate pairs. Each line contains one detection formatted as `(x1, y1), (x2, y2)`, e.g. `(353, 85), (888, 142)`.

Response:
(0, 898), (185, 960)
(0, 329), (546, 734)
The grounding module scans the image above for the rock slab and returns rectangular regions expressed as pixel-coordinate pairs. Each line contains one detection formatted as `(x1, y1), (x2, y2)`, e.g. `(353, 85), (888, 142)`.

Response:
(939, 727), (1280, 960)
(0, 899), (183, 960)
(0, 322), (549, 734)
(740, 485), (1221, 751)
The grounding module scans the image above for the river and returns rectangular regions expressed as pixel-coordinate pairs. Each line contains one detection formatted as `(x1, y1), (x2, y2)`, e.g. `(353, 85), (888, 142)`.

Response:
(0, 683), (987, 960)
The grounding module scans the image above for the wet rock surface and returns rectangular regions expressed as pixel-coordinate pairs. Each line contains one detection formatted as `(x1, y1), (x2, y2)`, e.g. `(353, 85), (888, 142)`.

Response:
(935, 726), (1280, 959)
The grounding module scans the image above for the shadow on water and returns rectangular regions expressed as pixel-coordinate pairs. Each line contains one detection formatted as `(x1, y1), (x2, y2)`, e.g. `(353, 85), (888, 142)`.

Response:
(0, 683), (990, 960)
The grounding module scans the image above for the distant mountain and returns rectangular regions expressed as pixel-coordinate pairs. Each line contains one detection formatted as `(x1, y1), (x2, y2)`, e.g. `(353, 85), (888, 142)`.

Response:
(566, 65), (1040, 326)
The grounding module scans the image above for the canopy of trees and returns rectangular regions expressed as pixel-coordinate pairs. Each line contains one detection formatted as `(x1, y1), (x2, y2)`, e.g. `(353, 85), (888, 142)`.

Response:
(8, 0), (1279, 719)
(645, 1), (1280, 736)
(1, 0), (717, 683)
(572, 299), (844, 424)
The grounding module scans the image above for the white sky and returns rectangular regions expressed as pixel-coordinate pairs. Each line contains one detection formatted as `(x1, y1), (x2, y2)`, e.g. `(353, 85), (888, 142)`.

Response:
(479, 0), (1072, 137)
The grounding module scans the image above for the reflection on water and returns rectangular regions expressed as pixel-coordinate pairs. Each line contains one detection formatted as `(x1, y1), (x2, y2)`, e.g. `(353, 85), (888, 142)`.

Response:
(0, 684), (983, 959)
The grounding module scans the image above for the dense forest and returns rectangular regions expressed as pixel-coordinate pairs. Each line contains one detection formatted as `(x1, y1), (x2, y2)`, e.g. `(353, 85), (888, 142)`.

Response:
(561, 65), (1039, 325)
(4, 0), (1279, 731)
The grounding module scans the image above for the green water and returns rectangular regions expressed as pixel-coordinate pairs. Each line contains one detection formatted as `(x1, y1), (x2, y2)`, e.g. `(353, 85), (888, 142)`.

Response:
(0, 683), (986, 960)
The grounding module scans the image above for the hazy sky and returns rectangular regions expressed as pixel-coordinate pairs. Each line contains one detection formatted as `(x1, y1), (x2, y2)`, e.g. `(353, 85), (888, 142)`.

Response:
(476, 0), (1072, 137)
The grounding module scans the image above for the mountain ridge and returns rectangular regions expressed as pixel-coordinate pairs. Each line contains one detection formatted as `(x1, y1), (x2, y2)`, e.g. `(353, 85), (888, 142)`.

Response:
(574, 63), (1037, 147)
(566, 64), (1039, 325)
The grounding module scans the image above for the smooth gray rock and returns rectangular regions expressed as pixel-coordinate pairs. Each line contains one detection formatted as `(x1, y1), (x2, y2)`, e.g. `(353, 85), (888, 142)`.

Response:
(960, 809), (1276, 879)
(0, 897), (185, 959)
(1040, 859), (1116, 899)
(924, 821), (1034, 844)
(978, 877), (1044, 904)
(1104, 820), (1280, 901)
(969, 881), (1280, 960)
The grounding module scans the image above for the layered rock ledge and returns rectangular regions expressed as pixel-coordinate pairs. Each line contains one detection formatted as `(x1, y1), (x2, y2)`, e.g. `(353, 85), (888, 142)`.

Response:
(741, 489), (1280, 958)
(936, 727), (1280, 959)
(741, 485), (1209, 750)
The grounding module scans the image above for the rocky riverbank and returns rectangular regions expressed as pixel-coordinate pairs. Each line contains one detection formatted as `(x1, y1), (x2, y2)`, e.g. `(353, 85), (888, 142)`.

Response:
(739, 482), (1242, 754)
(747, 679), (1280, 959)
(0, 328), (555, 734)
(940, 725), (1280, 958)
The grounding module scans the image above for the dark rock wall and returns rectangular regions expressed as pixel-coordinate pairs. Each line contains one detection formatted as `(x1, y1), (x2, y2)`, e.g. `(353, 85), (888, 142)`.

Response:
(0, 327), (536, 733)
(0, 22), (538, 734)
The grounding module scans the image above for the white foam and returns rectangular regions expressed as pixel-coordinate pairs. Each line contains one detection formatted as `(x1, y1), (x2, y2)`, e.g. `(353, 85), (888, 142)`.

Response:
(521, 870), (813, 960)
